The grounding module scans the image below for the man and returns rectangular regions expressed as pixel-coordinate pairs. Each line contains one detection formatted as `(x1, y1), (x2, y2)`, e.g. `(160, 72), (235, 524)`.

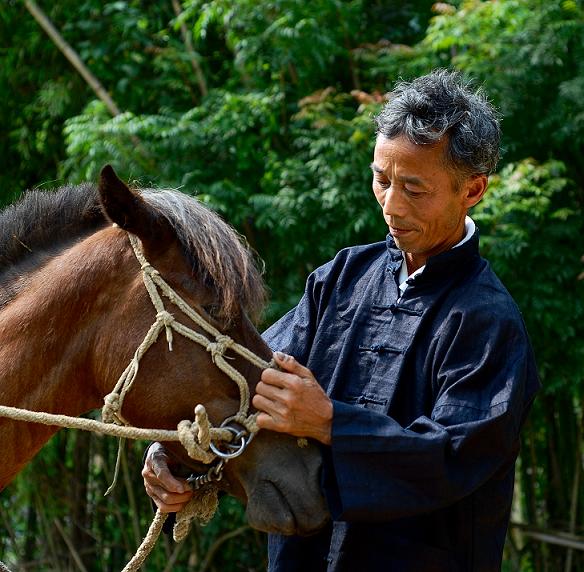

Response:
(143, 69), (540, 571)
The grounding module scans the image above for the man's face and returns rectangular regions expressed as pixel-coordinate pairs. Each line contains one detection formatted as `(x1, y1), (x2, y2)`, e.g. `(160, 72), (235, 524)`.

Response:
(371, 134), (484, 272)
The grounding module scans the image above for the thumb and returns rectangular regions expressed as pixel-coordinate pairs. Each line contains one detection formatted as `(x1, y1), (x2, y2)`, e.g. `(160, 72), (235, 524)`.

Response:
(156, 465), (190, 494)
(273, 351), (311, 377)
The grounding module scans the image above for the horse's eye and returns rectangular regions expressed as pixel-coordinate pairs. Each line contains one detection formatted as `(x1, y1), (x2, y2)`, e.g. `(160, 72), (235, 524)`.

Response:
(203, 304), (222, 318)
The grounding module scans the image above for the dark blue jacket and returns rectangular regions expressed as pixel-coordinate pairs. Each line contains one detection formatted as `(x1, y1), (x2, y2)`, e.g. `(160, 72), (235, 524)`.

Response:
(263, 231), (540, 572)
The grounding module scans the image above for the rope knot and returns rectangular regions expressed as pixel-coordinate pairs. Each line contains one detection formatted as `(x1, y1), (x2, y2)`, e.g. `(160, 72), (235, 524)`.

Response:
(157, 310), (174, 326)
(177, 408), (216, 464)
(156, 310), (175, 351)
(141, 262), (159, 278)
(207, 334), (234, 363)
(102, 392), (121, 423)
(232, 412), (259, 435)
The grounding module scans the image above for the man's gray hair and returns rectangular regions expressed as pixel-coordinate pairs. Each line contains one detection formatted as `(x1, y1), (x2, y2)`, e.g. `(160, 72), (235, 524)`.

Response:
(375, 69), (501, 176)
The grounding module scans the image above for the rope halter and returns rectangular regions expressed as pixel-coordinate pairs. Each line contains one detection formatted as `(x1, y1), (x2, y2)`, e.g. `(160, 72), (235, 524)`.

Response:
(0, 230), (277, 572)
(102, 231), (272, 469)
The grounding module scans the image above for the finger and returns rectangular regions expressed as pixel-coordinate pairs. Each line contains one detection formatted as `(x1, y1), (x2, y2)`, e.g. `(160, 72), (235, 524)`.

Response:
(256, 411), (285, 433)
(261, 367), (295, 388)
(273, 352), (313, 378)
(255, 380), (286, 400)
(144, 481), (193, 505)
(155, 501), (187, 514)
(252, 393), (285, 417)
(143, 455), (190, 494)
(155, 465), (190, 494)
(145, 482), (193, 513)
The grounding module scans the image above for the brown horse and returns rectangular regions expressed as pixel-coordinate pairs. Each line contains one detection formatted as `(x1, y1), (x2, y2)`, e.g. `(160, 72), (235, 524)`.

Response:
(0, 166), (328, 535)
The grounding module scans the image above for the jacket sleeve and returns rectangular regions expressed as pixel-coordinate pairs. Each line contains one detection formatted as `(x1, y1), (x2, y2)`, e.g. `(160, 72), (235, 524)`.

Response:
(322, 306), (540, 522)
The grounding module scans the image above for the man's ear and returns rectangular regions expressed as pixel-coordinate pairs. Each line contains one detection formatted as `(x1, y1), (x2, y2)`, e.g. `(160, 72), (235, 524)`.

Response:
(462, 174), (488, 208)
(98, 165), (173, 248)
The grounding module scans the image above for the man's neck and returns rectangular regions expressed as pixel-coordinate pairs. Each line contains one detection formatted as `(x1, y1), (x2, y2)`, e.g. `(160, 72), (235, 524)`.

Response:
(399, 216), (476, 287)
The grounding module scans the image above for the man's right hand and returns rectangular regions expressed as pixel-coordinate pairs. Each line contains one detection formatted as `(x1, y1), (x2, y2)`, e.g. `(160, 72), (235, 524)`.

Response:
(142, 442), (193, 513)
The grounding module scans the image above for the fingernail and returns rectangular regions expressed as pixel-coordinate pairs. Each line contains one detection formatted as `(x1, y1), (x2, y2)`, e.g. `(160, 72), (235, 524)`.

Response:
(274, 351), (286, 360)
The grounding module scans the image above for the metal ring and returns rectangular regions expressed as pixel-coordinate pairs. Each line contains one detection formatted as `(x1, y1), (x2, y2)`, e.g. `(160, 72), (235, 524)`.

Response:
(210, 425), (249, 459)
(209, 416), (255, 459)
(218, 415), (257, 444)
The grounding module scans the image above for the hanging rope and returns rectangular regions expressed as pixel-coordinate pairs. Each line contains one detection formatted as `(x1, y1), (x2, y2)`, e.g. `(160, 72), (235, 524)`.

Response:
(0, 230), (276, 572)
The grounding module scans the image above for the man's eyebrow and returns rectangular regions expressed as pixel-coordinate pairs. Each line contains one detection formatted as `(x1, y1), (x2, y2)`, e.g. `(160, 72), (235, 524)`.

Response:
(401, 175), (425, 186)
(369, 164), (425, 187)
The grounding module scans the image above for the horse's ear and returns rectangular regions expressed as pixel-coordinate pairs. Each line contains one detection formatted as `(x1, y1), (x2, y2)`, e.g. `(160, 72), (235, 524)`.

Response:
(98, 165), (172, 247)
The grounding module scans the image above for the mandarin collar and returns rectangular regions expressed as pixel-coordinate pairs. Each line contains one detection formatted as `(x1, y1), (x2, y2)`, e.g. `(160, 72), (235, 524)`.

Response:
(385, 229), (481, 284)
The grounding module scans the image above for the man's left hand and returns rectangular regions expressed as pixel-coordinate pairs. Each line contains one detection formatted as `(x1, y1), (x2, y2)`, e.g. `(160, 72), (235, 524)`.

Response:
(253, 352), (332, 445)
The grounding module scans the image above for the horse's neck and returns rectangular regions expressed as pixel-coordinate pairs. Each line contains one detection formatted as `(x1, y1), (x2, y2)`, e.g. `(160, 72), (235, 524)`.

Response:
(0, 229), (132, 486)
(0, 300), (98, 485)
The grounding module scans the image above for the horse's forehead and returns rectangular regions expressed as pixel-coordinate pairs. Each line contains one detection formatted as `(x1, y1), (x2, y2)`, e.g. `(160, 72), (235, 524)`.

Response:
(75, 227), (131, 260)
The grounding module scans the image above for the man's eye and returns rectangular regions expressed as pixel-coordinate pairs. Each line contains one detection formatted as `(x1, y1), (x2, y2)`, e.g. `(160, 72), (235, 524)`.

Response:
(376, 179), (390, 189)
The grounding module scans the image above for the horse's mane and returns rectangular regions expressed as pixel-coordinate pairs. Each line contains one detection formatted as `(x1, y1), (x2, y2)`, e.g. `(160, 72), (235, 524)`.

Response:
(141, 188), (266, 322)
(0, 184), (266, 321)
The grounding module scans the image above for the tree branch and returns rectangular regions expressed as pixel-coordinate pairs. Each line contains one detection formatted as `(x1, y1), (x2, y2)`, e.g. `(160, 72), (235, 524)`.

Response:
(171, 0), (208, 98)
(23, 0), (121, 116)
(54, 518), (90, 572)
(510, 522), (584, 552)
(199, 525), (250, 572)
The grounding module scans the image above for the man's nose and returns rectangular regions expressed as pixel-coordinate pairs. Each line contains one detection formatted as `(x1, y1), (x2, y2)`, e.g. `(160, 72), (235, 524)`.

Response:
(382, 186), (405, 217)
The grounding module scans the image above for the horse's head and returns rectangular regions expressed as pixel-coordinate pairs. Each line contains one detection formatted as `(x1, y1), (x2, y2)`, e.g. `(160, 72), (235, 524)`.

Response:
(95, 166), (329, 535)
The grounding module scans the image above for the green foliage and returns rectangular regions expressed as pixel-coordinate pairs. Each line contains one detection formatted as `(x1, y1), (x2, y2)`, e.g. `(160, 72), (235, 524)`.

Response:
(186, 0), (360, 90)
(3, 0), (584, 570)
(248, 92), (382, 316)
(422, 0), (584, 175)
(0, 1), (85, 200)
(474, 158), (584, 569)
(474, 159), (584, 394)
(61, 86), (284, 180)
